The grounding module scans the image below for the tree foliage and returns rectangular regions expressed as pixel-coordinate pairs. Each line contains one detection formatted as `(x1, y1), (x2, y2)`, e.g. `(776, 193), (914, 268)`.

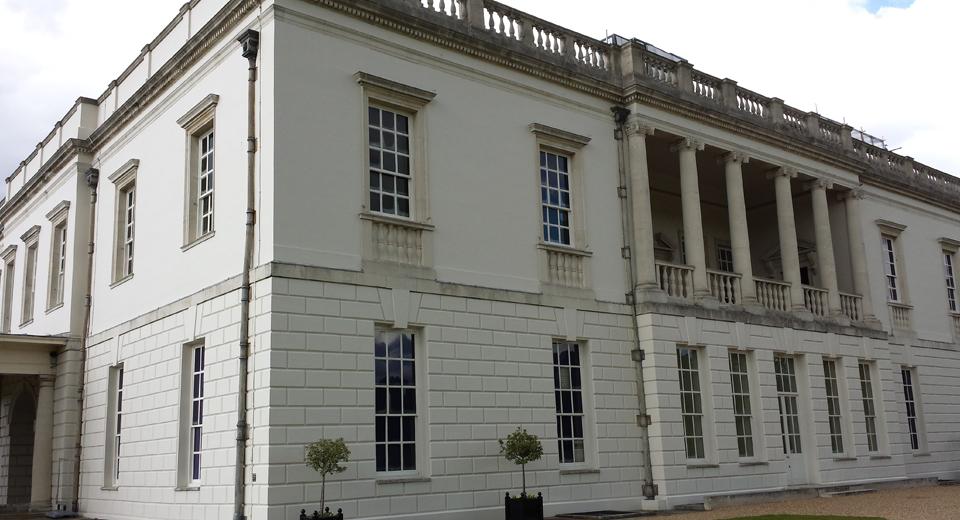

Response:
(499, 427), (543, 495)
(305, 438), (350, 516)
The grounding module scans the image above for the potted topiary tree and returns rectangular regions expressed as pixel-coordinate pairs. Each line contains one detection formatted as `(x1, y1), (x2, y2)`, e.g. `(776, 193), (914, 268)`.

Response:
(303, 438), (350, 519)
(499, 427), (545, 520)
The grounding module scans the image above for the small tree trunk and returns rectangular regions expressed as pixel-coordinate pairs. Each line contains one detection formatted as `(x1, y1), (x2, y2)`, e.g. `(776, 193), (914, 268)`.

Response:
(521, 463), (526, 496)
(320, 473), (326, 514)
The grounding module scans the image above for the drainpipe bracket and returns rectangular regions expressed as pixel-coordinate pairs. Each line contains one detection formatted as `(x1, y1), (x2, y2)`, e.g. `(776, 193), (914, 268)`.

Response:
(636, 414), (652, 428)
(631, 349), (645, 362)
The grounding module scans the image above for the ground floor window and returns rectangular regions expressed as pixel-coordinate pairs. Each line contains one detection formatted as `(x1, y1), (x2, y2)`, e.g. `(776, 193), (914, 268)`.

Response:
(375, 330), (417, 473)
(728, 351), (754, 458)
(858, 362), (879, 453)
(901, 368), (921, 451)
(553, 341), (586, 464)
(822, 358), (844, 454)
(677, 347), (705, 459)
(774, 355), (802, 454)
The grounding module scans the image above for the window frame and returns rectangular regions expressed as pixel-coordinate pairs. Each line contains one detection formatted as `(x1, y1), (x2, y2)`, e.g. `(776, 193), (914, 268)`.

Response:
(108, 160), (139, 285)
(178, 94), (219, 248)
(822, 358), (846, 456)
(530, 124), (590, 251)
(177, 339), (206, 489)
(103, 363), (124, 489)
(876, 220), (907, 304)
(19, 226), (40, 326)
(716, 241), (734, 273)
(45, 200), (70, 311)
(1, 246), (17, 333)
(728, 350), (757, 459)
(374, 327), (429, 479)
(356, 72), (434, 225)
(677, 346), (711, 463)
(900, 367), (926, 453)
(552, 340), (596, 469)
(858, 361), (881, 454)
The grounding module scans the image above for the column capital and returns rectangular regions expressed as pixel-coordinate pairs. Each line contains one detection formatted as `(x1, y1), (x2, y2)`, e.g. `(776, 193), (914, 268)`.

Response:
(766, 166), (798, 180)
(720, 151), (750, 165)
(624, 119), (655, 138)
(671, 137), (704, 152)
(806, 178), (834, 191)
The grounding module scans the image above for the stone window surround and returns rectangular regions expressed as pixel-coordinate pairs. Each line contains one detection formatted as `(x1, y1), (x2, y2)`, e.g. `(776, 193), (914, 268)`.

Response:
(19, 225), (40, 327)
(821, 356), (856, 460)
(1, 244), (17, 333)
(373, 325), (430, 482)
(45, 200), (70, 312)
(856, 360), (891, 457)
(356, 72), (437, 270)
(109, 159), (139, 286)
(938, 238), (960, 315)
(102, 363), (124, 490)
(177, 94), (219, 249)
(676, 344), (719, 467)
(552, 339), (599, 471)
(176, 338), (205, 491)
(727, 348), (768, 463)
(900, 365), (928, 454)
(876, 219), (908, 305)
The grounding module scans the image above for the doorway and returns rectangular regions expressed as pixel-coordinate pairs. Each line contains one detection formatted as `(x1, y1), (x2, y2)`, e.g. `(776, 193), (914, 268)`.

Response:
(774, 354), (807, 486)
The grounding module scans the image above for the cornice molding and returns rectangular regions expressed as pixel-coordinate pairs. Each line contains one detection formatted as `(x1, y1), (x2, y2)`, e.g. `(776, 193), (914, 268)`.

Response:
(20, 225), (41, 244)
(528, 123), (591, 149)
(45, 200), (71, 223)
(875, 219), (907, 237)
(177, 94), (220, 132)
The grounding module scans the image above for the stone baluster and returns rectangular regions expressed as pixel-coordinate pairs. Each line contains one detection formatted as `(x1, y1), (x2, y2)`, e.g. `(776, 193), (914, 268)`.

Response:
(809, 179), (842, 316)
(31, 375), (55, 508)
(626, 120), (658, 289)
(841, 190), (876, 322)
(723, 152), (757, 303)
(770, 167), (806, 310)
(674, 138), (710, 297)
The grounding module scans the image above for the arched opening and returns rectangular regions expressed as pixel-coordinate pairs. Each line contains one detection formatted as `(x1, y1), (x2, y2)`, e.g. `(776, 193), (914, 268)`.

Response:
(6, 388), (35, 505)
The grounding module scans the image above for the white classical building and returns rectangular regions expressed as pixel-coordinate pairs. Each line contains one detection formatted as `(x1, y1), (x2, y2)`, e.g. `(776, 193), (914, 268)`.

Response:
(1, 1), (959, 519)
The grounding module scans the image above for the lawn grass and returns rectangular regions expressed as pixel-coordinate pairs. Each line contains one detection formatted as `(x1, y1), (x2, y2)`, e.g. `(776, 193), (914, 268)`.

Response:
(722, 515), (886, 520)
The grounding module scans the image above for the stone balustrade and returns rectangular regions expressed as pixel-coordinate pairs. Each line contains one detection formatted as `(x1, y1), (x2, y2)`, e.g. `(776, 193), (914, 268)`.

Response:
(889, 302), (912, 330)
(656, 261), (693, 300)
(544, 247), (587, 288)
(707, 269), (741, 305)
(803, 285), (829, 317)
(755, 277), (791, 312)
(840, 292), (863, 322)
(371, 219), (425, 265)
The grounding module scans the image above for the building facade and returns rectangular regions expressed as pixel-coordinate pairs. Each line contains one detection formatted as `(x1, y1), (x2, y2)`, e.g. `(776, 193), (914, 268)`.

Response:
(1, 0), (959, 519)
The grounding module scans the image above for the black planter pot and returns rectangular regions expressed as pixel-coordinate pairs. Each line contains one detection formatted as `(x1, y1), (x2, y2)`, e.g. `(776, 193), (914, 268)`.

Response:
(504, 492), (544, 520)
(299, 507), (343, 520)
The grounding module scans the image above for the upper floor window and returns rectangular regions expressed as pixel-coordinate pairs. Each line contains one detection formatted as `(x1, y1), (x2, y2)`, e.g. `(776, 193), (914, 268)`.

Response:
(109, 160), (138, 283)
(368, 106), (411, 218)
(944, 250), (957, 313)
(1, 247), (16, 333)
(178, 95), (219, 246)
(46, 201), (70, 310)
(881, 236), (899, 302)
(20, 226), (40, 326)
(540, 151), (572, 246)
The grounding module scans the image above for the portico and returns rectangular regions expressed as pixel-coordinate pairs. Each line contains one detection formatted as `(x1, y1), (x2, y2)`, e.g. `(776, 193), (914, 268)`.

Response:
(0, 334), (66, 512)
(625, 116), (870, 324)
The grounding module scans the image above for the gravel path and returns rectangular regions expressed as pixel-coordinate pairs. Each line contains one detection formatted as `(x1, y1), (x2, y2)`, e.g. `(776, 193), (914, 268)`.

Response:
(642, 483), (958, 520)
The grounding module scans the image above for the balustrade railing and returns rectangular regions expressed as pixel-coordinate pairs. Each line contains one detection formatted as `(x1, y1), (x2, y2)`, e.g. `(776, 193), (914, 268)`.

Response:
(818, 119), (843, 146)
(691, 71), (721, 103)
(656, 261), (693, 300)
(642, 52), (677, 87)
(755, 277), (791, 312)
(781, 107), (807, 135)
(707, 269), (741, 305)
(418, 0), (464, 18)
(889, 302), (912, 330)
(544, 247), (586, 288)
(802, 285), (829, 317)
(735, 87), (768, 119)
(839, 292), (863, 322)
(371, 219), (425, 265)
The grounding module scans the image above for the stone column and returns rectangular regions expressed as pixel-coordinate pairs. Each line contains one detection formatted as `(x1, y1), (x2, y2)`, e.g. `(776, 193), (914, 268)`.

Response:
(842, 190), (876, 321)
(30, 375), (55, 508)
(626, 121), (658, 289)
(723, 152), (757, 303)
(809, 179), (842, 315)
(771, 168), (806, 310)
(675, 138), (710, 297)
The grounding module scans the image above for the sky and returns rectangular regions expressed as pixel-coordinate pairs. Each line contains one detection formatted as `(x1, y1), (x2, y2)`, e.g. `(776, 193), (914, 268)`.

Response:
(1, 0), (957, 189)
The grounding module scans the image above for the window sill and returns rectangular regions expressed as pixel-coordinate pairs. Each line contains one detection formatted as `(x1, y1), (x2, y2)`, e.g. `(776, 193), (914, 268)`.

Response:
(100, 486), (119, 491)
(110, 274), (133, 289)
(19, 318), (34, 328)
(360, 211), (435, 232)
(45, 302), (64, 315)
(738, 460), (769, 467)
(175, 486), (200, 492)
(686, 462), (719, 469)
(376, 476), (430, 485)
(869, 454), (892, 460)
(537, 241), (592, 257)
(912, 451), (931, 457)
(559, 468), (600, 476)
(832, 456), (858, 462)
(181, 231), (215, 252)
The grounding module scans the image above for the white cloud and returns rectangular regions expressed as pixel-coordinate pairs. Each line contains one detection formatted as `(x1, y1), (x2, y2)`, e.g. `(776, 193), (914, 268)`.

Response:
(1, 0), (956, 187)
